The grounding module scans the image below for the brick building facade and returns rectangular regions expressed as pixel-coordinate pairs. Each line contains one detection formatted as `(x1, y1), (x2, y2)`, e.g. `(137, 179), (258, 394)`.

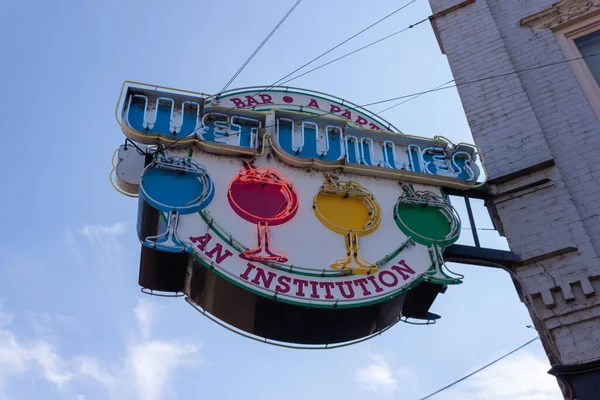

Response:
(428, 0), (600, 398)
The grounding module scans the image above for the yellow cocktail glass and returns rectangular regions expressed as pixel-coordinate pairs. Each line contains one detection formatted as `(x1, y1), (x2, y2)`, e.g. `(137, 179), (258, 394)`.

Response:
(313, 175), (381, 274)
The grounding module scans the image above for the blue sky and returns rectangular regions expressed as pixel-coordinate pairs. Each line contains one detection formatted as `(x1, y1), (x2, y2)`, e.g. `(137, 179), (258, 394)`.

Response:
(0, 1), (562, 399)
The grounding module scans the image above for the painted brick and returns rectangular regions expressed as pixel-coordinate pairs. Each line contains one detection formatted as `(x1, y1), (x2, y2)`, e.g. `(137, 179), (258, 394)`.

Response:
(429, 0), (600, 372)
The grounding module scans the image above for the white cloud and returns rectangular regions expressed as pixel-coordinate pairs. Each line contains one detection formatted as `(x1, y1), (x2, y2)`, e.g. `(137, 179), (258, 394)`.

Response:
(0, 302), (13, 327)
(32, 341), (74, 388)
(65, 221), (130, 277)
(134, 299), (154, 340)
(436, 351), (561, 400)
(75, 334), (199, 400)
(78, 222), (127, 242)
(355, 346), (561, 400)
(0, 250), (43, 279)
(77, 298), (200, 400)
(355, 354), (400, 396)
(0, 298), (201, 400)
(2, 223), (201, 400)
(128, 298), (199, 400)
(78, 222), (127, 263)
(0, 302), (72, 396)
(65, 221), (127, 262)
(128, 340), (198, 400)
(63, 228), (82, 261)
(25, 312), (76, 338)
(0, 330), (72, 390)
(74, 357), (117, 389)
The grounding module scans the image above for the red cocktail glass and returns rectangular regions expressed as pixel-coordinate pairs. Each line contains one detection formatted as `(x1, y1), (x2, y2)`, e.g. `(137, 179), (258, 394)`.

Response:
(228, 162), (299, 262)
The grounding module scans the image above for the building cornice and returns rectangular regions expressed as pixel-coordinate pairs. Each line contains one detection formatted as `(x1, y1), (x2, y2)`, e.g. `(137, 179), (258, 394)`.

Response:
(521, 0), (600, 31)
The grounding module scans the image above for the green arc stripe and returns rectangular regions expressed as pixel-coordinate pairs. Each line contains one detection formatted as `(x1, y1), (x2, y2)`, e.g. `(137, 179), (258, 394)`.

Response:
(189, 250), (423, 309)
(198, 210), (415, 278)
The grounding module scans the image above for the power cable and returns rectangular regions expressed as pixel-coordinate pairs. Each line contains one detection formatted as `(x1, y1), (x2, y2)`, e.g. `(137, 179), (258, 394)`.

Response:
(417, 337), (540, 400)
(214, 0), (421, 112)
(263, 0), (420, 90)
(150, 50), (600, 155)
(377, 80), (453, 113)
(363, 50), (600, 109)
(218, 0), (302, 95)
(220, 46), (600, 125)
(279, 17), (430, 86)
(442, 257), (563, 364)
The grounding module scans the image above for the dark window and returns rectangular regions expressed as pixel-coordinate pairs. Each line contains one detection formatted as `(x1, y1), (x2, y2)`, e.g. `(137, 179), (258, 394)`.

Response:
(575, 30), (600, 85)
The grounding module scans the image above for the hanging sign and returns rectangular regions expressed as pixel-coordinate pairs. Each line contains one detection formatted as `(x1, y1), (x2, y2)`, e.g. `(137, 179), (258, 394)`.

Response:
(111, 81), (487, 344)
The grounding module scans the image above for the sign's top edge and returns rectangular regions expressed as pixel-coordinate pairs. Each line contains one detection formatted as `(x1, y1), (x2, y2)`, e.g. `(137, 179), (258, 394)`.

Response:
(115, 80), (489, 189)
(120, 80), (401, 134)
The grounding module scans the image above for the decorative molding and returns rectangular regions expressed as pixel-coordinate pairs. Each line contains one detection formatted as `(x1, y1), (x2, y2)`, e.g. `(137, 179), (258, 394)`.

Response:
(532, 276), (595, 308)
(521, 0), (600, 32)
(531, 269), (600, 308)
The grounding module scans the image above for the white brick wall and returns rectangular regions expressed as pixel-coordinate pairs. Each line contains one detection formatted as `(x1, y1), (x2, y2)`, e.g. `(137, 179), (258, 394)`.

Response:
(432, 0), (555, 180)
(429, 0), (600, 368)
(486, 0), (600, 258)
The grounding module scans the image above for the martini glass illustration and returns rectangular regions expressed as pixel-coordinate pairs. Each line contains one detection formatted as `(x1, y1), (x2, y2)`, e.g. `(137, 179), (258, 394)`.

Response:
(393, 184), (462, 284)
(313, 175), (381, 274)
(228, 162), (299, 263)
(139, 153), (214, 252)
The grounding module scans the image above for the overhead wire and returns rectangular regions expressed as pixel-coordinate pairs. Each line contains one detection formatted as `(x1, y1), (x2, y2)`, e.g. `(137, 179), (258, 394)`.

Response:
(218, 0), (302, 95)
(363, 50), (600, 109)
(279, 17), (430, 86)
(214, 0), (421, 112)
(442, 255), (564, 365)
(417, 337), (540, 400)
(377, 80), (454, 113)
(270, 0), (421, 88)
(150, 51), (600, 155)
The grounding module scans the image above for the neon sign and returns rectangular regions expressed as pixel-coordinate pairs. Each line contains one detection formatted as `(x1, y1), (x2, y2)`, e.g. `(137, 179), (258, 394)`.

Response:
(115, 82), (487, 190)
(228, 162), (298, 262)
(119, 148), (464, 306)
(313, 175), (381, 275)
(112, 81), (485, 346)
(138, 154), (214, 252)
